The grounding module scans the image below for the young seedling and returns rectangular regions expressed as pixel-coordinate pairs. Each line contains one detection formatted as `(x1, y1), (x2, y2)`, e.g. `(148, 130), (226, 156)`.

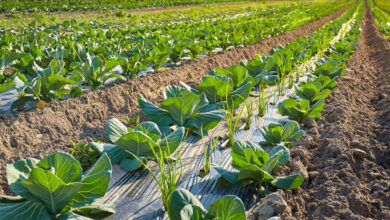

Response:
(200, 127), (220, 176)
(288, 74), (295, 89)
(225, 100), (246, 147)
(257, 85), (270, 117)
(244, 101), (254, 130)
(277, 73), (287, 96)
(129, 135), (187, 219)
(270, 89), (278, 106)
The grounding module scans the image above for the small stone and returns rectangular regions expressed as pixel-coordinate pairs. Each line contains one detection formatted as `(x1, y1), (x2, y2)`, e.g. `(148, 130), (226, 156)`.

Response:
(246, 214), (256, 220)
(352, 149), (373, 160)
(302, 117), (317, 128)
(306, 127), (319, 136)
(309, 171), (320, 179)
(379, 93), (388, 100)
(291, 136), (314, 148)
(330, 146), (341, 154)
(36, 134), (43, 139)
(291, 158), (309, 180)
(252, 192), (288, 220)
(290, 147), (306, 159)
(376, 98), (390, 110)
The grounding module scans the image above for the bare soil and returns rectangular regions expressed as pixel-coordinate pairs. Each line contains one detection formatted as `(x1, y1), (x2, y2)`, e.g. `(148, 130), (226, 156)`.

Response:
(281, 6), (390, 219)
(0, 8), (347, 195)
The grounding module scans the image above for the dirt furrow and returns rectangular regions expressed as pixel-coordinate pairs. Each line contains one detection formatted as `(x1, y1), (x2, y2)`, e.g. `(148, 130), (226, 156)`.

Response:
(282, 5), (390, 219)
(0, 7), (348, 195)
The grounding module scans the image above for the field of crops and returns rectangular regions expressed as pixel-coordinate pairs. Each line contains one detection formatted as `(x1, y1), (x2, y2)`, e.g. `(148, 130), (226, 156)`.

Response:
(0, 0), (389, 219)
(374, 0), (390, 13)
(0, 0), (260, 13)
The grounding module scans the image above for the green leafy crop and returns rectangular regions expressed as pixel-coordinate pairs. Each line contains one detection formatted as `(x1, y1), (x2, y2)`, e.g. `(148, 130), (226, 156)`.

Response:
(138, 86), (224, 135)
(72, 53), (124, 91)
(312, 60), (345, 78)
(215, 140), (303, 190)
(295, 81), (330, 104)
(0, 152), (114, 220)
(278, 98), (325, 123)
(91, 119), (184, 171)
(181, 74), (252, 109)
(259, 120), (304, 147)
(12, 59), (78, 108)
(212, 65), (254, 89)
(169, 188), (246, 220)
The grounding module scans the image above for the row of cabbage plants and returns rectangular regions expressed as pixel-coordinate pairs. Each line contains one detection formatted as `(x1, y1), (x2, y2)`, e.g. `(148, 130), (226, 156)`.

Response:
(1, 0), (260, 14)
(0, 1), (364, 219)
(0, 1), (352, 111)
(368, 0), (390, 37)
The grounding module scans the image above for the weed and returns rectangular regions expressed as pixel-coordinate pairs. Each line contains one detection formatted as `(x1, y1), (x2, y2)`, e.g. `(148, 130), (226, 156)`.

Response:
(288, 74), (295, 89)
(129, 134), (187, 219)
(244, 101), (254, 130)
(270, 89), (278, 106)
(277, 74), (287, 96)
(70, 139), (100, 170)
(121, 113), (140, 127)
(225, 100), (246, 147)
(200, 127), (220, 176)
(257, 85), (269, 117)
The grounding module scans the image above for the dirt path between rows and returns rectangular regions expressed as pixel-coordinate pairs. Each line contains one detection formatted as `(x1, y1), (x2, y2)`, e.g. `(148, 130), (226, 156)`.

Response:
(281, 5), (390, 219)
(0, 7), (348, 195)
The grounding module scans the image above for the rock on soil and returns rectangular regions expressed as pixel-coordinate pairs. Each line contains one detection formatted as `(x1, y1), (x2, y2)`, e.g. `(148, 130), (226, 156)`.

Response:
(247, 192), (289, 220)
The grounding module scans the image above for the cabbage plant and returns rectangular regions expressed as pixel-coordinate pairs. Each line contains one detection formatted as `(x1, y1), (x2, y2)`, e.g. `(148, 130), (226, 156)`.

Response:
(295, 81), (330, 104)
(214, 140), (303, 190)
(278, 98), (325, 123)
(329, 40), (357, 60)
(13, 59), (79, 107)
(181, 75), (252, 109)
(313, 74), (337, 90)
(241, 50), (298, 86)
(212, 65), (254, 88)
(169, 188), (246, 220)
(259, 120), (304, 146)
(72, 53), (124, 90)
(0, 152), (114, 220)
(138, 86), (224, 135)
(312, 60), (345, 78)
(240, 58), (278, 85)
(91, 119), (184, 171)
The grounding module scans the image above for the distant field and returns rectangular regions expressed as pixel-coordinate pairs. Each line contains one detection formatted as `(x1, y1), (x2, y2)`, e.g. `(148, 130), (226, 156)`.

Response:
(0, 1), (297, 28)
(0, 0), (351, 109)
(0, 0), (282, 14)
(0, 0), (337, 28)
(374, 0), (390, 12)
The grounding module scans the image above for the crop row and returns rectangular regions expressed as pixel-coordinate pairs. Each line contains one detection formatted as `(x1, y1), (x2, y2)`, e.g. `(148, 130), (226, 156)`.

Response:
(368, 0), (390, 37)
(1, 0), (259, 14)
(0, 1), (364, 219)
(0, 1), (352, 112)
(373, 0), (390, 13)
